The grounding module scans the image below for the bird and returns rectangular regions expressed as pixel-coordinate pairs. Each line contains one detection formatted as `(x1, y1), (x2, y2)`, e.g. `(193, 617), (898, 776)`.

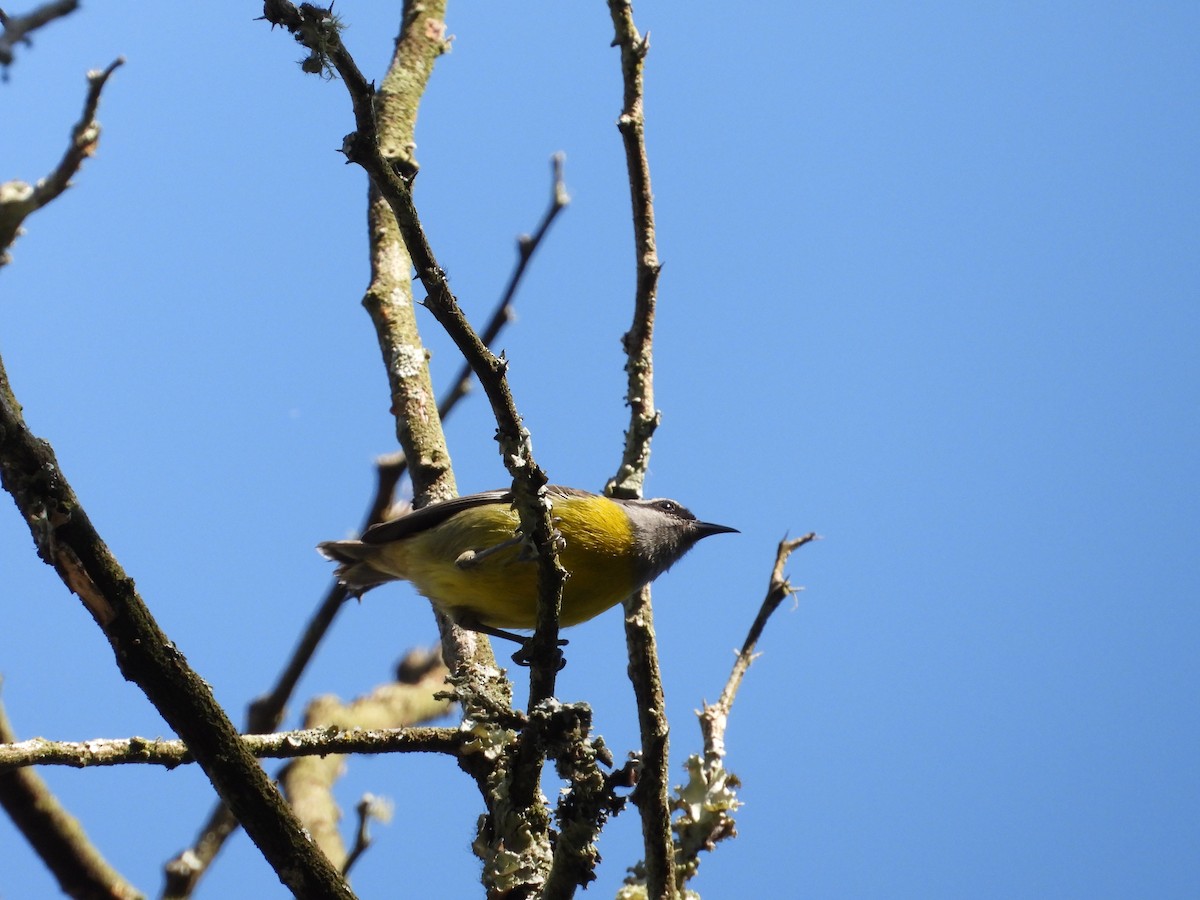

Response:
(318, 485), (737, 646)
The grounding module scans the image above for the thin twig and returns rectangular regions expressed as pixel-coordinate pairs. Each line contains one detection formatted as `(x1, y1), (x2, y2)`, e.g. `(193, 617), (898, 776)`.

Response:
(372, 150), (570, 516)
(672, 535), (816, 890)
(604, 3), (675, 897)
(341, 795), (391, 877)
(0, 694), (144, 899)
(0, 56), (122, 266)
(700, 534), (818, 760)
(436, 152), (570, 416)
(0, 722), (463, 772)
(261, 22), (568, 894)
(246, 455), (419, 737)
(0, 0), (78, 68)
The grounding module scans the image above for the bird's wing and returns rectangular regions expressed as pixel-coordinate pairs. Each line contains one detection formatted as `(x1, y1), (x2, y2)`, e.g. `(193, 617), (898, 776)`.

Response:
(359, 485), (592, 545)
(360, 489), (513, 544)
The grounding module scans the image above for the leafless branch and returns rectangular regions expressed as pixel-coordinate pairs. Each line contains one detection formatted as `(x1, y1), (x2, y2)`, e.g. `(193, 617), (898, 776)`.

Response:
(164, 150), (564, 893)
(701, 534), (818, 759)
(0, 56), (122, 267)
(436, 152), (570, 417)
(603, 2), (677, 897)
(0, 354), (354, 899)
(341, 794), (392, 877)
(161, 642), (447, 898)
(164, 153), (565, 889)
(370, 151), (570, 525)
(261, 2), (564, 690)
(541, 701), (630, 898)
(0, 695), (144, 899)
(0, 0), (78, 68)
(262, 12), (572, 895)
(605, 0), (662, 503)
(0, 722), (462, 772)
(670, 534), (816, 890)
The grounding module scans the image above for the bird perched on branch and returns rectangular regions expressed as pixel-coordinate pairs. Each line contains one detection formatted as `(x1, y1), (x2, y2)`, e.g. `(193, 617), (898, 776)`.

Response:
(318, 485), (736, 646)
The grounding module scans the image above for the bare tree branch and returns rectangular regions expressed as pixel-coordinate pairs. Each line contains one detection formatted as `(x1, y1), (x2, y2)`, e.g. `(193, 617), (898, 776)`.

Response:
(671, 534), (817, 890)
(0, 695), (144, 900)
(0, 56), (122, 267)
(603, 3), (676, 897)
(605, 0), (662, 503)
(262, 10), (579, 895)
(359, 0), (459, 511)
(0, 355), (354, 900)
(341, 794), (392, 877)
(0, 722), (463, 772)
(541, 702), (631, 898)
(701, 534), (818, 758)
(162, 151), (563, 894)
(437, 152), (570, 417)
(0, 0), (78, 68)
(261, 2), (565, 690)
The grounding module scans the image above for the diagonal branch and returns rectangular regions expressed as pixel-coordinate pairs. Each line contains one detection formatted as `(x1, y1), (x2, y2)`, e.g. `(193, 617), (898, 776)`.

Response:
(436, 152), (570, 417)
(0, 0), (78, 68)
(162, 152), (564, 897)
(672, 534), (817, 890)
(0, 356), (354, 900)
(0, 696), (144, 900)
(262, 5), (576, 896)
(261, 2), (564, 696)
(701, 533), (819, 759)
(0, 56), (122, 267)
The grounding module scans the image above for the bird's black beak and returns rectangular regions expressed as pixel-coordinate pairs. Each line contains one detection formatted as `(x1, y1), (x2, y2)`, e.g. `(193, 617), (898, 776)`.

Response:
(696, 521), (739, 538)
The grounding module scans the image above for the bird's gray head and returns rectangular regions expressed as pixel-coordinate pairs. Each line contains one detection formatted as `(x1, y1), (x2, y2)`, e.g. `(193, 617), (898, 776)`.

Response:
(620, 497), (738, 586)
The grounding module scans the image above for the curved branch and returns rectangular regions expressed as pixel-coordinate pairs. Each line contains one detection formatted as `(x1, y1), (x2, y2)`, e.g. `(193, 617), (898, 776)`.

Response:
(0, 57), (122, 267)
(164, 152), (563, 891)
(0, 0), (79, 68)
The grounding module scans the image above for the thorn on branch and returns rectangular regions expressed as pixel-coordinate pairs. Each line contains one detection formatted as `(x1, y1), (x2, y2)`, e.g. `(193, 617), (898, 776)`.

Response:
(258, 0), (345, 80)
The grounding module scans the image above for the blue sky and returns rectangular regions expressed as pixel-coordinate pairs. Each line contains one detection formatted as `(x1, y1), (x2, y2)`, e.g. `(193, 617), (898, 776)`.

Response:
(2, 3), (1198, 898)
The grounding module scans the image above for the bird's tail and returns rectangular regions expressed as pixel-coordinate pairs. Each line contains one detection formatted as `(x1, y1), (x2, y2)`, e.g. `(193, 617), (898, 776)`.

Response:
(317, 540), (396, 595)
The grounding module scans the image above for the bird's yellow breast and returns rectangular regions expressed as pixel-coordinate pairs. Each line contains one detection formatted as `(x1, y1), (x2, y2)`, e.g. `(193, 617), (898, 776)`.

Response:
(368, 493), (638, 629)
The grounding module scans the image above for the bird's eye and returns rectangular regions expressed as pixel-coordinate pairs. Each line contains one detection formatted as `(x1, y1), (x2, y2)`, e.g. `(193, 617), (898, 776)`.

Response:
(657, 500), (678, 514)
